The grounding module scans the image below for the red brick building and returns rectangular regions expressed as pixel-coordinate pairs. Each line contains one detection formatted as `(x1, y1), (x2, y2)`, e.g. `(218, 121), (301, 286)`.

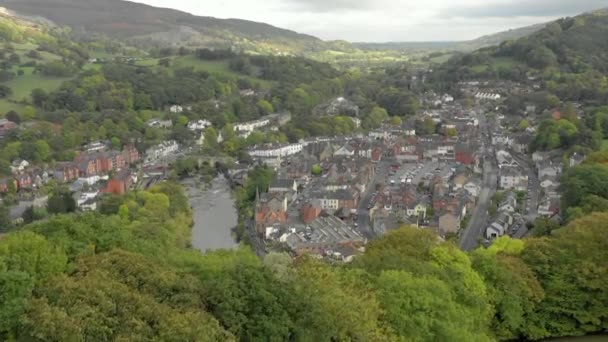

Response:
(103, 171), (133, 195)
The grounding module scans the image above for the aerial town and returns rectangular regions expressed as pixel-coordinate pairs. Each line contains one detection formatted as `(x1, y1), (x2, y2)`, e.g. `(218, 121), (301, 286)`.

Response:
(1, 76), (575, 262)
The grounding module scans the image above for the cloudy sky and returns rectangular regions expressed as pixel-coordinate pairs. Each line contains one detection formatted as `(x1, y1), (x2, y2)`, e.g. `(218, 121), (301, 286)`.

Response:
(134, 0), (607, 42)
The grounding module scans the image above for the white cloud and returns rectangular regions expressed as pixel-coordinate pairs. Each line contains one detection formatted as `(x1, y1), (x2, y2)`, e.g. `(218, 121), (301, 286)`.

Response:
(133, 0), (605, 41)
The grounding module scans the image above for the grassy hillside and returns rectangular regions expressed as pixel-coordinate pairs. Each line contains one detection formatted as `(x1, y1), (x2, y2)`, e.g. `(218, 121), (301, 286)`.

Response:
(0, 15), (71, 113)
(0, 0), (325, 54)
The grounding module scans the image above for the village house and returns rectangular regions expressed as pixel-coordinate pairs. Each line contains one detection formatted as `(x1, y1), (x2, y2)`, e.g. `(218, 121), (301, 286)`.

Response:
(122, 145), (140, 165)
(146, 118), (173, 129)
(569, 152), (585, 167)
(269, 179), (298, 194)
(0, 119), (17, 137)
(498, 191), (517, 213)
(103, 170), (133, 196)
(537, 162), (562, 179)
(54, 162), (80, 183)
(499, 166), (528, 191)
(255, 191), (288, 235)
(14, 174), (33, 190)
(234, 118), (270, 133)
(145, 141), (179, 163)
(248, 142), (304, 158)
(0, 178), (16, 193)
(10, 159), (29, 174)
(187, 120), (212, 131)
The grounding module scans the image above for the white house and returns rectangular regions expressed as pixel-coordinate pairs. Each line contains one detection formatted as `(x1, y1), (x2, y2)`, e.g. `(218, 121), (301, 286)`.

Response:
(170, 105), (184, 113)
(334, 144), (356, 157)
(234, 118), (270, 133)
(10, 159), (29, 174)
(146, 119), (173, 129)
(248, 143), (304, 158)
(500, 166), (528, 191)
(145, 140), (179, 163)
(475, 93), (502, 101)
(442, 94), (454, 103)
(464, 181), (480, 198)
(187, 120), (212, 131)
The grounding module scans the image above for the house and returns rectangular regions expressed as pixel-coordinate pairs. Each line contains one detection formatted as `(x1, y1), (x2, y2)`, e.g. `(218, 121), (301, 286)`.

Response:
(569, 152), (585, 167)
(103, 170), (133, 195)
(145, 141), (179, 163)
(512, 133), (534, 154)
(538, 162), (562, 179)
(475, 93), (501, 101)
(464, 181), (480, 198)
(188, 120), (212, 131)
(301, 202), (322, 224)
(10, 159), (29, 174)
(234, 118), (270, 133)
(255, 192), (288, 235)
(500, 166), (528, 191)
(455, 144), (476, 165)
(146, 119), (173, 129)
(538, 197), (560, 217)
(248, 142), (304, 158)
(14, 174), (32, 190)
(0, 178), (16, 193)
(540, 175), (559, 189)
(312, 189), (358, 211)
(84, 141), (107, 152)
(486, 222), (505, 239)
(54, 162), (79, 183)
(334, 144), (356, 157)
(438, 212), (461, 235)
(122, 145), (140, 165)
(492, 134), (513, 146)
(269, 179), (298, 194)
(0, 119), (16, 136)
(169, 105), (184, 113)
(498, 191), (517, 213)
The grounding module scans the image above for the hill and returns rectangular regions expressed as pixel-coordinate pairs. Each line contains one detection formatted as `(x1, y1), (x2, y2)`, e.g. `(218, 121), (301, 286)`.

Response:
(430, 9), (608, 103)
(354, 22), (547, 53)
(0, 0), (326, 54)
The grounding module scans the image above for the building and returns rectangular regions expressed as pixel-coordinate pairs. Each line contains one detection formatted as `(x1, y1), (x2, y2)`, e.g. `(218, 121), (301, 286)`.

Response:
(122, 145), (140, 165)
(0, 119), (16, 136)
(145, 141), (179, 163)
(500, 166), (528, 191)
(498, 191), (517, 213)
(169, 105), (184, 113)
(569, 153), (585, 167)
(188, 120), (212, 131)
(538, 162), (562, 179)
(234, 118), (270, 133)
(103, 171), (133, 195)
(10, 159), (29, 174)
(475, 93), (501, 101)
(54, 163), (80, 183)
(248, 142), (304, 158)
(269, 179), (298, 193)
(146, 119), (173, 129)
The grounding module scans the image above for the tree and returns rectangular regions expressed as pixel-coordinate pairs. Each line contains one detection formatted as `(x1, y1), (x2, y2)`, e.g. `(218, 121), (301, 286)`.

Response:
(256, 100), (274, 115)
(519, 119), (530, 130)
(203, 127), (219, 150)
(158, 58), (171, 67)
(47, 189), (76, 215)
(389, 116), (402, 126)
(0, 85), (12, 98)
(311, 164), (322, 175)
(0, 203), (10, 232)
(5, 110), (20, 124)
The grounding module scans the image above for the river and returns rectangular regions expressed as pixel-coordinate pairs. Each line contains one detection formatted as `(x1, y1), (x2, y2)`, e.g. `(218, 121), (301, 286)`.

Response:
(183, 175), (238, 252)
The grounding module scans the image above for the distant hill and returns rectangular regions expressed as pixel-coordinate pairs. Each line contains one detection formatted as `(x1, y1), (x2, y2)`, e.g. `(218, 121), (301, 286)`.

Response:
(354, 22), (548, 52)
(0, 0), (326, 54)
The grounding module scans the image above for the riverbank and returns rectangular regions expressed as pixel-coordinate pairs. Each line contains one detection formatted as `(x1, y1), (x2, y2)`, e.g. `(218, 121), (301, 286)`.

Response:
(182, 176), (238, 252)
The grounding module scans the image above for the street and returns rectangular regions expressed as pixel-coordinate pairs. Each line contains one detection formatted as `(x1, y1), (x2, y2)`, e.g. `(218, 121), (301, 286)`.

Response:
(357, 160), (390, 239)
(459, 113), (498, 251)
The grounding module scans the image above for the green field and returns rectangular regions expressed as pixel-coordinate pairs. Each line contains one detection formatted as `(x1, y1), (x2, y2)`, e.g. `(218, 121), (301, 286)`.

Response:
(171, 55), (274, 88)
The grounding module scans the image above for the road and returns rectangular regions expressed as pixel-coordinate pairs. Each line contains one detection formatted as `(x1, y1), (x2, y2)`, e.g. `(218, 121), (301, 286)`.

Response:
(357, 160), (390, 239)
(459, 113), (498, 251)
